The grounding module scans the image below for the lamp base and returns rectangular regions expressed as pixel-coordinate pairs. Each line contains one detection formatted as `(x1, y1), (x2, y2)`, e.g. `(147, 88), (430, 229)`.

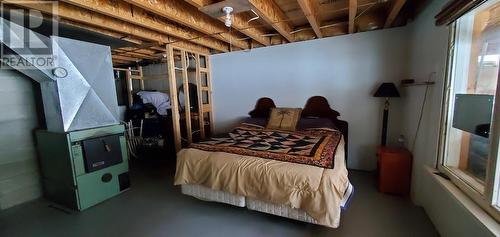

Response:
(381, 98), (390, 146)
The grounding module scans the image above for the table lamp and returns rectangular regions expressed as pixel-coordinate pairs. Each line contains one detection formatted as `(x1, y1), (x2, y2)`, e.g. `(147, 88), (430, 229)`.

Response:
(374, 83), (400, 146)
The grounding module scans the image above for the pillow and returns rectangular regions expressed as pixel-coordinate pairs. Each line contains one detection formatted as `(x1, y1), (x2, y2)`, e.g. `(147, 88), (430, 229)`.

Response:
(298, 118), (337, 130)
(266, 108), (302, 131)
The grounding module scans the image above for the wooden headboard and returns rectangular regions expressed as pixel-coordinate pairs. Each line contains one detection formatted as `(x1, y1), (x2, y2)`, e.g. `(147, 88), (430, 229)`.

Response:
(248, 96), (349, 159)
(302, 96), (348, 158)
(248, 97), (276, 118)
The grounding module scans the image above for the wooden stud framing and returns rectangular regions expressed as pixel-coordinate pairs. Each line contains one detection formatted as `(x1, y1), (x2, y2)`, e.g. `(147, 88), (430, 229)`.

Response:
(114, 67), (144, 107)
(124, 68), (133, 107)
(348, 0), (358, 34)
(195, 53), (206, 139)
(297, 0), (323, 38)
(384, 0), (407, 28)
(122, 0), (249, 50)
(248, 0), (295, 42)
(205, 54), (215, 135)
(166, 45), (182, 152)
(166, 43), (214, 150)
(180, 50), (193, 144)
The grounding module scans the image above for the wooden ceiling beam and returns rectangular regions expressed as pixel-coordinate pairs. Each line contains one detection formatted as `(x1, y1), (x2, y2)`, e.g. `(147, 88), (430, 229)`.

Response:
(60, 0), (228, 52)
(112, 59), (131, 65)
(223, 13), (270, 46)
(7, 1), (216, 54)
(60, 20), (144, 45)
(321, 0), (376, 14)
(385, 0), (407, 28)
(117, 47), (158, 56)
(183, 0), (270, 46)
(59, 19), (144, 45)
(348, 0), (358, 34)
(112, 50), (157, 60)
(184, 0), (215, 8)
(248, 0), (294, 43)
(122, 0), (249, 50)
(112, 55), (140, 62)
(297, 0), (323, 38)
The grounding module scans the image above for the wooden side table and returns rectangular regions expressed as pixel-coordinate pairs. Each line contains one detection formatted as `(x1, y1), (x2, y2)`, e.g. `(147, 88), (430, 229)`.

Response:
(377, 146), (412, 195)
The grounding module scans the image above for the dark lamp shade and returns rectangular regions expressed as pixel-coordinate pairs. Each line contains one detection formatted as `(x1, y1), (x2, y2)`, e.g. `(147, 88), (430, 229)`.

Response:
(374, 83), (400, 97)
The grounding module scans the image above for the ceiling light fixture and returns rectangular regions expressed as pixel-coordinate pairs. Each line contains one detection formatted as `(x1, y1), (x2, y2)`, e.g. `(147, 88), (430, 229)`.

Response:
(222, 6), (234, 27)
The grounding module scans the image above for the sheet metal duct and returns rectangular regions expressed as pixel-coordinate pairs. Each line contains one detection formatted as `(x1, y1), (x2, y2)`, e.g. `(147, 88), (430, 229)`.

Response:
(1, 18), (119, 132)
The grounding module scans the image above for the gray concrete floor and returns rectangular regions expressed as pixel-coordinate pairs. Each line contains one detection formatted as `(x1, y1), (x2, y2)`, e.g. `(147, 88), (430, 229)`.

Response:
(0, 159), (438, 237)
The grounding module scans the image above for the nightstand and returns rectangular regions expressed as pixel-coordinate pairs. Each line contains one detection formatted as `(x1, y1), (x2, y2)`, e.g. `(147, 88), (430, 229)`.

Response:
(377, 146), (412, 195)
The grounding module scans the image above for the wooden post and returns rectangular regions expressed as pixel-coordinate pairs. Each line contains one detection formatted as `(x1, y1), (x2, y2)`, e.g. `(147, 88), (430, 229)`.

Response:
(181, 50), (193, 144)
(195, 53), (206, 139)
(166, 45), (182, 152)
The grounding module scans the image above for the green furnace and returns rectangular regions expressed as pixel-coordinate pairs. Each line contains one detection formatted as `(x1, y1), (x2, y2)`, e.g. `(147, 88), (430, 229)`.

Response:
(36, 125), (130, 210)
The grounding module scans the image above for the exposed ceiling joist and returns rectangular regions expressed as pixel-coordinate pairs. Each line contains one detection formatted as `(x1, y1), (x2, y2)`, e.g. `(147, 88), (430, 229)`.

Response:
(112, 55), (140, 62)
(60, 20), (144, 45)
(297, 0), (323, 38)
(229, 14), (271, 46)
(112, 59), (132, 65)
(60, 0), (228, 52)
(185, 0), (215, 8)
(348, 0), (358, 34)
(385, 0), (407, 28)
(118, 47), (158, 56)
(322, 0), (375, 13)
(183, 0), (270, 46)
(248, 0), (295, 43)
(112, 50), (157, 60)
(8, 0), (424, 56)
(122, 0), (249, 50)
(7, 1), (215, 54)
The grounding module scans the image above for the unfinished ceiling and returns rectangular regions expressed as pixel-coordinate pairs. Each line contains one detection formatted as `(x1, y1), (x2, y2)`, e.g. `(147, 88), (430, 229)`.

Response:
(4, 0), (425, 66)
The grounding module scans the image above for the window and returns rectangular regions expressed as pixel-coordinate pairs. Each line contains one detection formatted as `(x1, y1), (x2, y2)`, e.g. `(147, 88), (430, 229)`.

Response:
(439, 0), (500, 220)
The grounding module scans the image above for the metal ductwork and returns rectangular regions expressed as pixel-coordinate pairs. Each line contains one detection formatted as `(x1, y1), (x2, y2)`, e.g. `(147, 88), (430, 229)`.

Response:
(1, 18), (119, 132)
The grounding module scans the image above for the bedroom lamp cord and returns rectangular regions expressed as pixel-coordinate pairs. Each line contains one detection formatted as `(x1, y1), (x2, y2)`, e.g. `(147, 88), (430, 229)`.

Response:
(411, 72), (436, 153)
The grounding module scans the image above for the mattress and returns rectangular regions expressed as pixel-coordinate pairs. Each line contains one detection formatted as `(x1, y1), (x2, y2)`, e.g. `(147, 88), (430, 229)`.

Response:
(181, 184), (245, 207)
(246, 198), (318, 224)
(180, 184), (317, 224)
(180, 182), (354, 227)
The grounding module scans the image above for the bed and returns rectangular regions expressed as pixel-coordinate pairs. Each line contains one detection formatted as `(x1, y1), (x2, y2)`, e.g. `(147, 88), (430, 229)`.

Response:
(174, 96), (353, 228)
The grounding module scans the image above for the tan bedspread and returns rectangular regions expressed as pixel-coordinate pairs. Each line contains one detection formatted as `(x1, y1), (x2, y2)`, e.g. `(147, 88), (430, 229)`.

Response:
(174, 138), (349, 228)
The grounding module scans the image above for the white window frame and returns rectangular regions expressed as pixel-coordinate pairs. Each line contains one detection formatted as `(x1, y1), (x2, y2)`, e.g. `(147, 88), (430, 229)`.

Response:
(438, 0), (500, 222)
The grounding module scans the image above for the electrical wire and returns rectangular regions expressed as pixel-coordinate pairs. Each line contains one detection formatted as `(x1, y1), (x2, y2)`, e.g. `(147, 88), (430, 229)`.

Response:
(411, 72), (436, 152)
(248, 9), (260, 23)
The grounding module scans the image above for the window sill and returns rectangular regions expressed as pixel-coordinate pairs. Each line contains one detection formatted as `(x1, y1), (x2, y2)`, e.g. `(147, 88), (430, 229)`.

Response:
(426, 166), (500, 235)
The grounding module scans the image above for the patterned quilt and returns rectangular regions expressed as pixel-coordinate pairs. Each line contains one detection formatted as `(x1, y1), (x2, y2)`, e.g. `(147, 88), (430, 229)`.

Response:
(189, 124), (342, 169)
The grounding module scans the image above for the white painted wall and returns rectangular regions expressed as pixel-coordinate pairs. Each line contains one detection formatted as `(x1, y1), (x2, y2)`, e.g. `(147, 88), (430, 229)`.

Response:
(211, 28), (410, 170)
(402, 0), (497, 236)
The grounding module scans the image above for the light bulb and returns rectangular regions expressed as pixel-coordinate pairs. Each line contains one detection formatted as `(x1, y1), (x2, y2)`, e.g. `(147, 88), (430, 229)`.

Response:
(225, 15), (232, 27)
(222, 6), (233, 28)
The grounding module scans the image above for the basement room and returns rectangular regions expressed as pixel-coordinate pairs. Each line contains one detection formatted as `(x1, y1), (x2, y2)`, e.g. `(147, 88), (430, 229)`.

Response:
(0, 0), (499, 236)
